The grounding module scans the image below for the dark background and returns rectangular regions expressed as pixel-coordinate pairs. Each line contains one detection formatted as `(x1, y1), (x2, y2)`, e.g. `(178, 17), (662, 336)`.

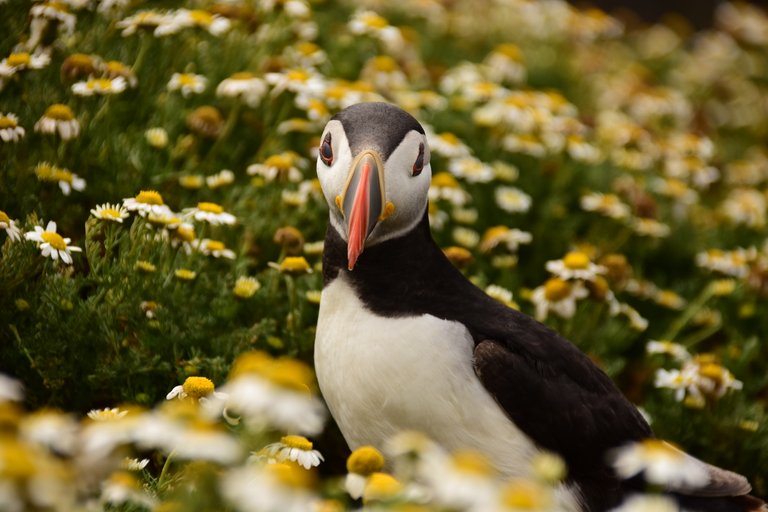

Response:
(577, 0), (768, 28)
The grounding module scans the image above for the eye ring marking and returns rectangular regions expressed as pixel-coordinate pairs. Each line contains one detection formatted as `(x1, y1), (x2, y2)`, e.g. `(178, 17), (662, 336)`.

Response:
(412, 142), (425, 177)
(320, 132), (333, 166)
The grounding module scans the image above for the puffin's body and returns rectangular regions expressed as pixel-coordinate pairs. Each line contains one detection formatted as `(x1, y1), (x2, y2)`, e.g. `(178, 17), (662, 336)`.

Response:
(314, 102), (764, 512)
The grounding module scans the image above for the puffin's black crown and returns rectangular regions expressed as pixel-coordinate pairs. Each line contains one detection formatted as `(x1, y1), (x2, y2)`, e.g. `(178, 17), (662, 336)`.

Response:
(331, 102), (425, 160)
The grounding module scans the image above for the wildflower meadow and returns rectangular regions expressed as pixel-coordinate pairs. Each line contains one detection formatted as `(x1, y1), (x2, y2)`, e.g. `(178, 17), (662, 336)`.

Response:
(1, 0), (767, 510)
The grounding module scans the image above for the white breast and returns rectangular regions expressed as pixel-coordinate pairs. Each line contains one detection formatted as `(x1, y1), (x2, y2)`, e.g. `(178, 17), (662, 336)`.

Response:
(315, 276), (541, 477)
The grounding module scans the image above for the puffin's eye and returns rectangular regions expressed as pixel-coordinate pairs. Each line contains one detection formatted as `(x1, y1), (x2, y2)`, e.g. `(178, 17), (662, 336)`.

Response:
(412, 143), (425, 177)
(320, 133), (333, 166)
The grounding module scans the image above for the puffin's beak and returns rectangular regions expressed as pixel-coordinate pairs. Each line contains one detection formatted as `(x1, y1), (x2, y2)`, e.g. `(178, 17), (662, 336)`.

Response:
(338, 151), (385, 270)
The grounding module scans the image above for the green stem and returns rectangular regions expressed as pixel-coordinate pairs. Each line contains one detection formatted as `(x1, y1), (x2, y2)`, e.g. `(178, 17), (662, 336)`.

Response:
(157, 450), (175, 490)
(661, 282), (716, 342)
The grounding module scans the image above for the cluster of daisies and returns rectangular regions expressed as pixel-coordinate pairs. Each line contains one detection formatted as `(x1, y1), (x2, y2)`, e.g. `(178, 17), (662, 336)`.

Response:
(0, 365), (710, 512)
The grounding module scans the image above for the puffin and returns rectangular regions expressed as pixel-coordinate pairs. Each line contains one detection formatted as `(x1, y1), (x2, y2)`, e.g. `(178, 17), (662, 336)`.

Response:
(313, 102), (764, 512)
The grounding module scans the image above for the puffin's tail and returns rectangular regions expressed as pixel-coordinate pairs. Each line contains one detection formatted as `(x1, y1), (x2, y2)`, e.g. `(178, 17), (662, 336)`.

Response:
(674, 494), (767, 512)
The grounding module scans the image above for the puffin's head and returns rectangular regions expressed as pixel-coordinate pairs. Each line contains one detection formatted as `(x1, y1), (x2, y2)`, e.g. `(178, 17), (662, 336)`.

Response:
(317, 102), (432, 270)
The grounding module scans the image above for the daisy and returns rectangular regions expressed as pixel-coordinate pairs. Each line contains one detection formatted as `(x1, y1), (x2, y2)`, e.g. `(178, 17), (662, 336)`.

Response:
(580, 192), (630, 220)
(71, 76), (127, 96)
(166, 376), (225, 402)
(427, 131), (472, 158)
(24, 221), (82, 264)
(221, 463), (317, 512)
(610, 494), (678, 512)
(34, 162), (86, 195)
(609, 439), (709, 489)
(484, 43), (526, 84)
(345, 446), (385, 499)
(206, 169), (235, 189)
(174, 268), (197, 280)
(194, 239), (236, 259)
(179, 175), (204, 189)
(90, 203), (129, 223)
(87, 408), (128, 421)
(0, 210), (22, 241)
(102, 60), (138, 88)
(631, 217), (671, 238)
(0, 51), (51, 78)
(34, 104), (80, 140)
(546, 251), (606, 281)
(167, 72), (207, 97)
(269, 256), (312, 274)
(166, 9), (231, 36)
(101, 471), (157, 509)
(183, 201), (236, 225)
(116, 9), (174, 37)
(347, 10), (404, 53)
(429, 172), (470, 206)
(452, 227), (479, 249)
(0, 112), (25, 142)
(122, 190), (173, 218)
(29, 2), (76, 48)
(263, 435), (324, 469)
(646, 340), (690, 362)
(216, 72), (267, 107)
(284, 41), (327, 68)
(20, 409), (79, 455)
(721, 188), (766, 228)
(361, 55), (408, 92)
(233, 276), (260, 299)
(566, 134), (603, 163)
(122, 458), (149, 471)
(695, 247), (756, 278)
(186, 106), (224, 138)
(247, 152), (306, 182)
(265, 67), (326, 97)
(479, 225), (532, 253)
(495, 186), (532, 213)
(448, 156), (494, 183)
(144, 127), (168, 148)
(530, 277), (589, 321)
(485, 284), (516, 308)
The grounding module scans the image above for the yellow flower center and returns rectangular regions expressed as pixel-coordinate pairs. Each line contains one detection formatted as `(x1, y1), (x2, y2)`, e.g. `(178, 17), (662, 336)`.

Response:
(148, 213), (180, 226)
(267, 462), (313, 488)
(362, 13), (388, 29)
(0, 116), (18, 129)
(296, 41), (320, 56)
(544, 278), (571, 302)
(229, 351), (272, 378)
(263, 358), (315, 392)
(347, 446), (385, 475)
(451, 450), (494, 476)
(501, 479), (550, 510)
(176, 225), (196, 242)
(108, 471), (140, 489)
(189, 9), (213, 26)
(234, 277), (260, 298)
(0, 211), (9, 224)
(175, 268), (197, 280)
(179, 175), (204, 189)
(286, 69), (310, 82)
(41, 231), (67, 250)
(197, 201), (223, 213)
(363, 473), (401, 503)
(44, 104), (74, 121)
(482, 225), (509, 243)
(0, 439), (37, 479)
(182, 376), (215, 399)
(67, 53), (94, 67)
(643, 440), (685, 460)
(281, 435), (313, 451)
(563, 251), (590, 270)
(205, 240), (225, 252)
(371, 55), (397, 72)
(104, 60), (128, 74)
(7, 52), (31, 67)
(431, 172), (460, 189)
(177, 73), (199, 86)
(99, 207), (123, 219)
(88, 78), (115, 90)
(264, 154), (294, 170)
(494, 43), (522, 61)
(135, 190), (164, 205)
(279, 256), (311, 274)
(52, 169), (73, 183)
(136, 260), (156, 272)
(698, 363), (726, 382)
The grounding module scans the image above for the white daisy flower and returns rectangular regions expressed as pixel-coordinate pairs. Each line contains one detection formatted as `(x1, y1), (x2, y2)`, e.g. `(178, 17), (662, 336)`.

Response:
(216, 72), (268, 107)
(265, 67), (326, 97)
(580, 192), (630, 219)
(495, 185), (532, 213)
(479, 225), (532, 253)
(0, 51), (51, 78)
(448, 156), (494, 183)
(24, 221), (82, 264)
(34, 104), (80, 140)
(610, 494), (678, 512)
(166, 376), (227, 402)
(72, 76), (127, 96)
(646, 340), (690, 362)
(87, 408), (128, 421)
(609, 439), (709, 489)
(429, 172), (470, 206)
(0, 112), (25, 142)
(90, 203), (129, 223)
(165, 9), (231, 36)
(221, 464), (317, 512)
(345, 445), (386, 499)
(0, 210), (22, 242)
(530, 277), (589, 321)
(546, 251), (606, 281)
(263, 435), (324, 469)
(167, 72), (207, 97)
(194, 238), (236, 259)
(20, 409), (79, 455)
(122, 458), (149, 471)
(144, 127), (168, 148)
(122, 190), (173, 218)
(183, 201), (236, 225)
(247, 152), (306, 182)
(34, 162), (86, 195)
(206, 169), (235, 189)
(427, 131), (472, 159)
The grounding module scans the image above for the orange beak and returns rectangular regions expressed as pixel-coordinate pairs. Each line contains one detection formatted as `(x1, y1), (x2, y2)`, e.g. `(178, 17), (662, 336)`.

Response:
(339, 151), (385, 270)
